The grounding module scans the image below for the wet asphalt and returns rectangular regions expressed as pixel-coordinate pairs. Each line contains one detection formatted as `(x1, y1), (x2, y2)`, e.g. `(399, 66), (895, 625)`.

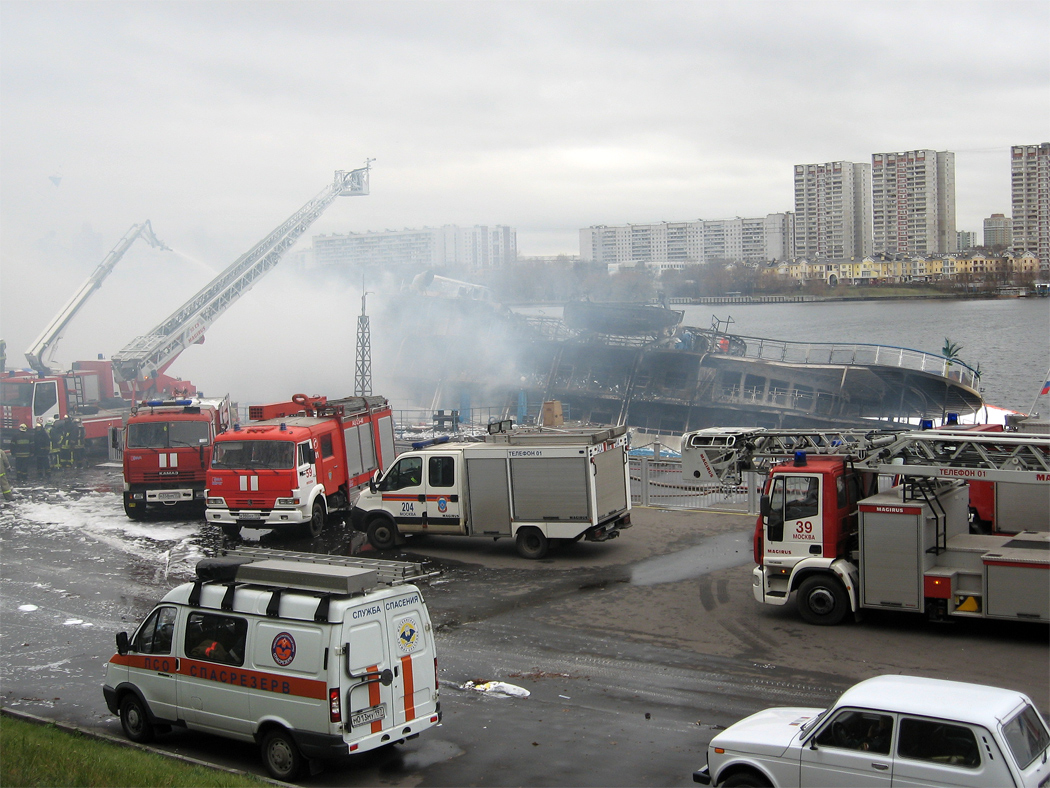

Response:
(1, 462), (1047, 786)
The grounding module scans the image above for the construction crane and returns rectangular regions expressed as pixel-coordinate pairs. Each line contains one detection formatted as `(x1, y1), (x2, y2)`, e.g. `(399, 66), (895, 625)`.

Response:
(24, 220), (169, 376)
(110, 165), (371, 394)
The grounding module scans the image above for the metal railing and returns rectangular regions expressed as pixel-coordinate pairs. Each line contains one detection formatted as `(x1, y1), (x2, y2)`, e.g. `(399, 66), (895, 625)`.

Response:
(630, 456), (755, 513)
(734, 336), (980, 390)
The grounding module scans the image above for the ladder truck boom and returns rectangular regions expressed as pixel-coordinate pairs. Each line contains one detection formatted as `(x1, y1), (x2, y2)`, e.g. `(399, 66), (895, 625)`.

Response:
(683, 427), (1050, 486)
(111, 165), (370, 389)
(24, 220), (169, 376)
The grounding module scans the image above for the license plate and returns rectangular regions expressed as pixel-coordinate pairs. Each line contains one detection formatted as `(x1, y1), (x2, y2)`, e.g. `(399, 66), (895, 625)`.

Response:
(238, 512), (262, 521)
(350, 703), (386, 727)
(157, 492), (180, 501)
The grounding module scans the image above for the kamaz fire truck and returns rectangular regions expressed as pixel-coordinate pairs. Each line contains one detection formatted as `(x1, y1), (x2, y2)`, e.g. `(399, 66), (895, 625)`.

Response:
(206, 394), (394, 538)
(122, 396), (234, 519)
(682, 426), (1050, 625)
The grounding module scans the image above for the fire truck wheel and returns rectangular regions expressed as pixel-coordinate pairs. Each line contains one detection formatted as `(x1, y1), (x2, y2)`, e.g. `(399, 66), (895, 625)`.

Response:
(221, 524), (241, 538)
(123, 497), (145, 521)
(367, 517), (399, 551)
(796, 575), (848, 626)
(119, 694), (155, 743)
(515, 527), (549, 559)
(304, 501), (326, 538)
(261, 727), (302, 781)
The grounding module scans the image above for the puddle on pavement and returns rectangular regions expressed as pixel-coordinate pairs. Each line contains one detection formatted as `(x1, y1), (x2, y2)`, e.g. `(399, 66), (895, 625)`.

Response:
(630, 529), (753, 586)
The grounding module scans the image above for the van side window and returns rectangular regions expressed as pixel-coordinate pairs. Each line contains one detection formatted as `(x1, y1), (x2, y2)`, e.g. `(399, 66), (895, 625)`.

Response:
(185, 612), (248, 667)
(298, 442), (312, 465)
(815, 710), (893, 754)
(380, 457), (422, 491)
(429, 456), (454, 487)
(133, 606), (177, 655)
(897, 717), (980, 768)
(320, 434), (334, 458)
(836, 475), (847, 509)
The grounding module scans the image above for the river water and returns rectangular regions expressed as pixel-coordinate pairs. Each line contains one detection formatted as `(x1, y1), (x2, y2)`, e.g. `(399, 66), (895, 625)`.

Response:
(676, 299), (1049, 415)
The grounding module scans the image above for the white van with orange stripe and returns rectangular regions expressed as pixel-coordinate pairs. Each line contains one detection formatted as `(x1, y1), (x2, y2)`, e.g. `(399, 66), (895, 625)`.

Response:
(103, 548), (441, 781)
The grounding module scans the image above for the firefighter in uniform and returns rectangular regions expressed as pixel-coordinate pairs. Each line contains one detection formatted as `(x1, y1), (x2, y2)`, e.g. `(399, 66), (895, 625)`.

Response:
(1, 448), (14, 501)
(12, 424), (34, 482)
(47, 418), (61, 472)
(72, 420), (86, 468)
(57, 418), (75, 469)
(33, 421), (52, 479)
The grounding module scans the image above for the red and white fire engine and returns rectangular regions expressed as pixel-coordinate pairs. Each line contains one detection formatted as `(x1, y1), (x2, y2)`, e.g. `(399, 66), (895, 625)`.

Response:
(205, 394), (395, 538)
(683, 426), (1050, 626)
(121, 396), (234, 519)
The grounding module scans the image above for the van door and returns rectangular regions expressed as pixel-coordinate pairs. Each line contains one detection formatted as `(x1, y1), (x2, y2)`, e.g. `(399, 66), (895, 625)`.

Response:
(124, 606), (180, 722)
(377, 456), (424, 531)
(341, 604), (394, 737)
(384, 590), (436, 727)
(297, 440), (317, 491)
(178, 610), (252, 736)
(423, 455), (461, 533)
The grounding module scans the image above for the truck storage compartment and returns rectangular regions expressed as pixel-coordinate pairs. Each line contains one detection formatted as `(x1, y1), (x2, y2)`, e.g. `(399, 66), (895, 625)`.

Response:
(860, 509), (921, 610)
(510, 457), (588, 522)
(466, 458), (512, 535)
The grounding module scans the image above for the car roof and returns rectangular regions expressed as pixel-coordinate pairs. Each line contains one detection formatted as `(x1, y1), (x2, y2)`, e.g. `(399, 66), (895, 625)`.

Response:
(837, 675), (1029, 724)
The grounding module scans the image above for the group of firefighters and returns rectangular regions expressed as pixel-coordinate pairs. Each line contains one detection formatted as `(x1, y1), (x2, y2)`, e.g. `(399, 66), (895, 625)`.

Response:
(0, 418), (86, 500)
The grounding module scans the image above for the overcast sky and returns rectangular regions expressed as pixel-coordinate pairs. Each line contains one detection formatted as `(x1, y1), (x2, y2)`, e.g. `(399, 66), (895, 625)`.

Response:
(1, 1), (1047, 401)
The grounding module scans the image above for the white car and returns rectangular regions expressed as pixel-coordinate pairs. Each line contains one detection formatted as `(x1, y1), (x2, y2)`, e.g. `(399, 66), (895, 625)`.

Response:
(693, 675), (1050, 787)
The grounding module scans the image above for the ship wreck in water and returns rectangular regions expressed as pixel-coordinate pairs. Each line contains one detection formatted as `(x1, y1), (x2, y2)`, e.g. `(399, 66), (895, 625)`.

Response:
(387, 296), (985, 434)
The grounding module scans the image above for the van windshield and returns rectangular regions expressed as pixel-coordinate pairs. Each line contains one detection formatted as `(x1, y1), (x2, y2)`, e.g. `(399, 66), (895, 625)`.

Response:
(128, 421), (210, 449)
(212, 440), (295, 470)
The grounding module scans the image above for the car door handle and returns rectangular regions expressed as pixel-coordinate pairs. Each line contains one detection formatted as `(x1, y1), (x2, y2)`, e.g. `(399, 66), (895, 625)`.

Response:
(871, 763), (889, 771)
(418, 494), (426, 503)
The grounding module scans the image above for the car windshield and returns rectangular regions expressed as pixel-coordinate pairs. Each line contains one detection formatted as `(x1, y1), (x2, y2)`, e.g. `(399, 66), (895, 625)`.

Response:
(212, 440), (295, 470)
(127, 420), (210, 449)
(1003, 703), (1050, 770)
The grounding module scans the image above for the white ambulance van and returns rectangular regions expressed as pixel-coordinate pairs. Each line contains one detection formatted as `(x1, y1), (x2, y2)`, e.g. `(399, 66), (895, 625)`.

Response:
(103, 548), (441, 780)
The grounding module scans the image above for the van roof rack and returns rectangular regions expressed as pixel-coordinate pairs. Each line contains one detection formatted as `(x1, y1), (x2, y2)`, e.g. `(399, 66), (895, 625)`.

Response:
(220, 547), (440, 588)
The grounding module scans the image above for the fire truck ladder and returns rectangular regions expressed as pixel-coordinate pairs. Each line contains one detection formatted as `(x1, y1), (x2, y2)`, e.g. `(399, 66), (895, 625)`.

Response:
(24, 220), (169, 376)
(111, 165), (371, 388)
(682, 427), (1050, 486)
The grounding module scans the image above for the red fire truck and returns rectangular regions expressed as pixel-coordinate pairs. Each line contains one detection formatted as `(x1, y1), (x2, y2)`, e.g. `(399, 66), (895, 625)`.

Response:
(683, 427), (1050, 626)
(122, 396), (234, 519)
(205, 394), (395, 538)
(1, 362), (137, 449)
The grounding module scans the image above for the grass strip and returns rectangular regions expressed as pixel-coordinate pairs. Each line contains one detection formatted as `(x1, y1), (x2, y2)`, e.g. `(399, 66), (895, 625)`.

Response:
(0, 716), (271, 787)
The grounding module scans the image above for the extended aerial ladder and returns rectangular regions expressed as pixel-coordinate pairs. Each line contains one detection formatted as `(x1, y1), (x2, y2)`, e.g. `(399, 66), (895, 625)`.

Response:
(24, 221), (169, 376)
(683, 426), (1050, 486)
(110, 165), (371, 394)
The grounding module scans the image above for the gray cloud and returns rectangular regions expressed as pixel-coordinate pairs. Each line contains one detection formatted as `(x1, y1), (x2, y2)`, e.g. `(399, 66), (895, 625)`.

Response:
(2, 0), (1047, 401)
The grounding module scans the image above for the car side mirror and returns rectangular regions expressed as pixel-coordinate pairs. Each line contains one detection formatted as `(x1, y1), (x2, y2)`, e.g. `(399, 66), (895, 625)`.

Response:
(306, 446), (317, 464)
(116, 631), (130, 656)
(760, 496), (771, 517)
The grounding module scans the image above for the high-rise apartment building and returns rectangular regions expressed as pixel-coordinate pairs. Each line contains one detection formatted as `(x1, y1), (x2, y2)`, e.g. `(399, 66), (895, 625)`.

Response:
(983, 213), (1012, 248)
(310, 225), (516, 273)
(792, 161), (872, 260)
(580, 214), (793, 267)
(871, 150), (957, 256)
(956, 231), (977, 251)
(1011, 143), (1050, 269)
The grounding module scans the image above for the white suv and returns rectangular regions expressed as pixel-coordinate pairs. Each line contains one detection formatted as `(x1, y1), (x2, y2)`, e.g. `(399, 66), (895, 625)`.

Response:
(693, 675), (1050, 787)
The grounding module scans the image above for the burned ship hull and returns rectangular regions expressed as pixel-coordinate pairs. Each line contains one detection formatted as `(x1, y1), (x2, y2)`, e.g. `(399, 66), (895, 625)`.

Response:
(386, 297), (985, 433)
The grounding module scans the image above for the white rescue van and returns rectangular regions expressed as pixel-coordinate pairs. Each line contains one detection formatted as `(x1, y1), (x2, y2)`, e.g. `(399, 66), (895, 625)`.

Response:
(103, 548), (441, 780)
(352, 424), (632, 559)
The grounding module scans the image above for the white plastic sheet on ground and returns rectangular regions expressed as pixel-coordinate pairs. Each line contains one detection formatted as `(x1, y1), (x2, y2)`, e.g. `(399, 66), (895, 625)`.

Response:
(462, 680), (530, 698)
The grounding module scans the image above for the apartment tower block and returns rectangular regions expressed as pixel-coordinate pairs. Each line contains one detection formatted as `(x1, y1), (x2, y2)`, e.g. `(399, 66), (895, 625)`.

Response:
(793, 161), (872, 260)
(871, 150), (957, 256)
(1011, 143), (1050, 269)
